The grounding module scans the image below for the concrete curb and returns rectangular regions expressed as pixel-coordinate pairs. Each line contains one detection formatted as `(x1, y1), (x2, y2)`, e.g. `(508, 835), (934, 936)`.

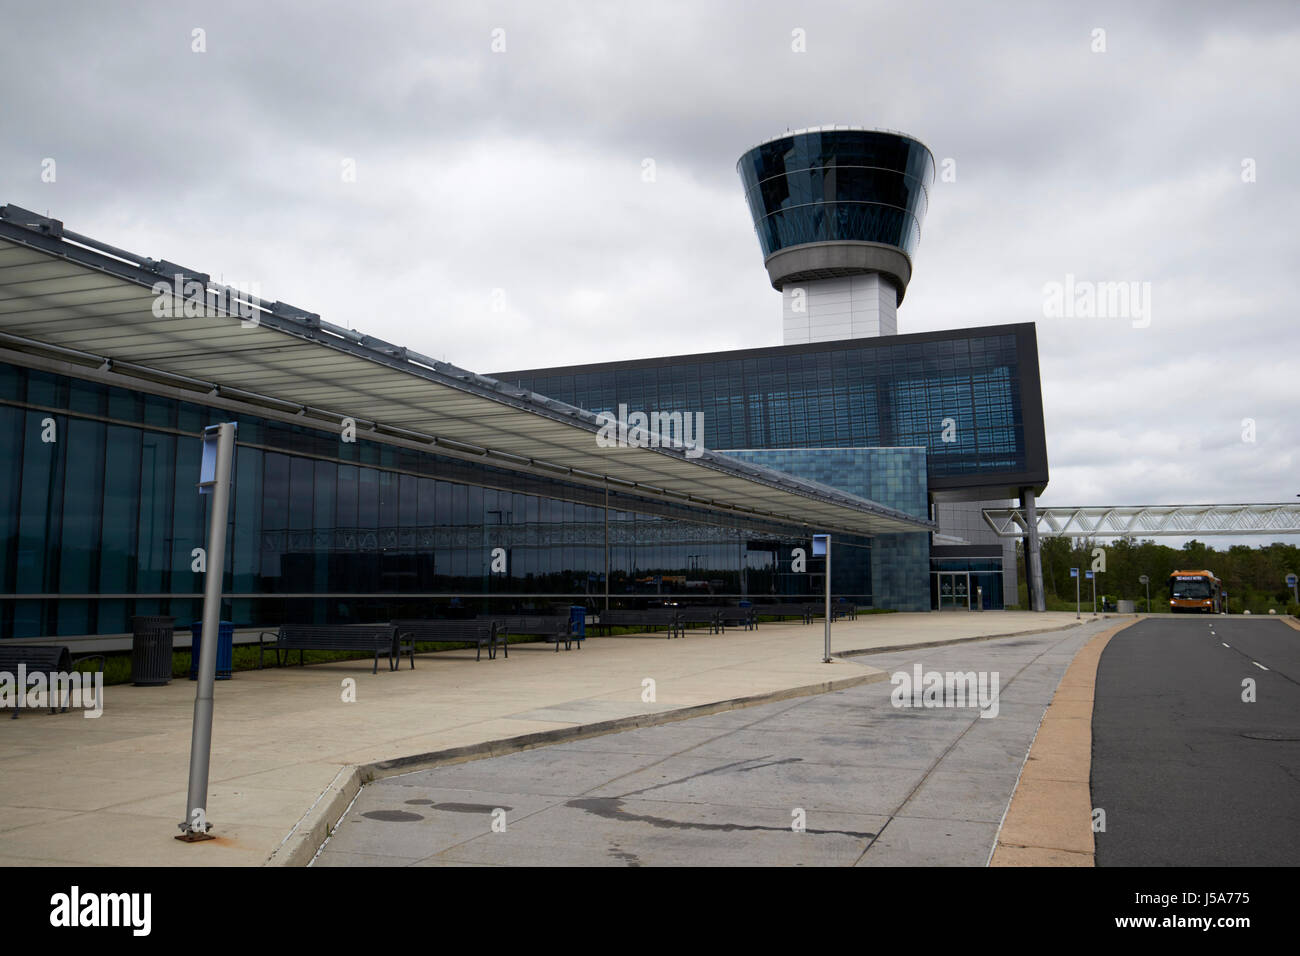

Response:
(989, 618), (1138, 867)
(264, 764), (364, 867)
(270, 664), (883, 866)
(841, 618), (1085, 658)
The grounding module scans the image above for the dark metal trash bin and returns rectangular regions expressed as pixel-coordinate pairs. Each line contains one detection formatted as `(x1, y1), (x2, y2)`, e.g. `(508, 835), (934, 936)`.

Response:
(568, 606), (586, 637)
(131, 615), (175, 686)
(189, 621), (234, 680)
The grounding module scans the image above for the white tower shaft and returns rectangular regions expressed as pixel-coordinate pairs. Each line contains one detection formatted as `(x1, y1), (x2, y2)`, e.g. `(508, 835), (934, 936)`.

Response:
(781, 274), (898, 344)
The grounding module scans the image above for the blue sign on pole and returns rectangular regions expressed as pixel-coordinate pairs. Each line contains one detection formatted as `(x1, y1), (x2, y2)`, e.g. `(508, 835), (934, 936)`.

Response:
(812, 534), (829, 557)
(1287, 573), (1297, 587)
(1085, 571), (1094, 579)
(1070, 568), (1079, 578)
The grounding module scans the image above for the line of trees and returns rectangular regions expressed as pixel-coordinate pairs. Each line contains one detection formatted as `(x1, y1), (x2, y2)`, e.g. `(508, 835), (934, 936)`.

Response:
(1017, 538), (1300, 614)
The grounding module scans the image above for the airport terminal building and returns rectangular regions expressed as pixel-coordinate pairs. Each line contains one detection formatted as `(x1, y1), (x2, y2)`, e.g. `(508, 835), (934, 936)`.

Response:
(494, 322), (1048, 613)
(497, 127), (1049, 612)
(0, 127), (1049, 642)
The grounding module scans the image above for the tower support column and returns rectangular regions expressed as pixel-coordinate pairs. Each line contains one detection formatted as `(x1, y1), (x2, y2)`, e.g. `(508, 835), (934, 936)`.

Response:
(1020, 487), (1046, 612)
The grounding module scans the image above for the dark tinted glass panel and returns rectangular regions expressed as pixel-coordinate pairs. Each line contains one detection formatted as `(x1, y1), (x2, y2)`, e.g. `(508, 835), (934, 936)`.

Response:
(56, 417), (105, 632)
(497, 331), (1033, 481)
(0, 406), (25, 595)
(2, 358), (880, 638)
(16, 412), (58, 593)
(738, 130), (935, 258)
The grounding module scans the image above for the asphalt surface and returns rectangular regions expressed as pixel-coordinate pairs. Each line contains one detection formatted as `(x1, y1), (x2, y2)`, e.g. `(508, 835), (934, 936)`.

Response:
(314, 621), (1106, 866)
(1092, 616), (1300, 866)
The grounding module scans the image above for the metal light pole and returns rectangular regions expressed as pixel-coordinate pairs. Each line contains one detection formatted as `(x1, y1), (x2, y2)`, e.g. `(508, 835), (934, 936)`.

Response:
(1139, 574), (1149, 613)
(814, 534), (831, 662)
(824, 545), (831, 662)
(1072, 568), (1080, 619)
(180, 422), (236, 842)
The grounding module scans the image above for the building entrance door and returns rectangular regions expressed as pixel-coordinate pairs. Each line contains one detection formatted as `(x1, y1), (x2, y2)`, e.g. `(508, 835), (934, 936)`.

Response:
(936, 572), (971, 610)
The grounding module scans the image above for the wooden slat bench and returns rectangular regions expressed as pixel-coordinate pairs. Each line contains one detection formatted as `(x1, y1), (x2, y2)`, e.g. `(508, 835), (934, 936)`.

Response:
(597, 609), (683, 639)
(748, 604), (814, 625)
(492, 616), (583, 652)
(675, 608), (723, 634)
(258, 625), (400, 674)
(391, 620), (506, 662)
(717, 606), (757, 631)
(0, 645), (106, 717)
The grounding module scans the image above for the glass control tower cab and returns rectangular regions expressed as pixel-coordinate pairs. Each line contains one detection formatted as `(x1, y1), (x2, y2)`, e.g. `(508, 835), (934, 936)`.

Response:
(737, 127), (935, 344)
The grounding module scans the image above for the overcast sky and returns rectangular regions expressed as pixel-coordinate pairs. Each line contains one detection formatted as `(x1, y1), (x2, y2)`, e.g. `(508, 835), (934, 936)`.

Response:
(2, 0), (1297, 536)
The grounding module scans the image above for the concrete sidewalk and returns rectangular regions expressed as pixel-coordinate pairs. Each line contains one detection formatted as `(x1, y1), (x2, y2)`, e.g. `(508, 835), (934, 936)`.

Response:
(0, 610), (1081, 866)
(318, 619), (1108, 867)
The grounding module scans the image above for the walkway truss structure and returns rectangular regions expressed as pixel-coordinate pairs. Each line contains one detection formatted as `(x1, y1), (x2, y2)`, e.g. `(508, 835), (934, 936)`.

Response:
(982, 503), (1300, 539)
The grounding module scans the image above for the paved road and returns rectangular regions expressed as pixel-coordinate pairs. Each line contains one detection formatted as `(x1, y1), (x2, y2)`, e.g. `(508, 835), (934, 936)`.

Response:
(315, 621), (1106, 866)
(1092, 617), (1300, 866)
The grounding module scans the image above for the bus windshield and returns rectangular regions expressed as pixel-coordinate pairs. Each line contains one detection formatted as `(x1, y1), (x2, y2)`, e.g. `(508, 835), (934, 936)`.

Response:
(1171, 579), (1211, 599)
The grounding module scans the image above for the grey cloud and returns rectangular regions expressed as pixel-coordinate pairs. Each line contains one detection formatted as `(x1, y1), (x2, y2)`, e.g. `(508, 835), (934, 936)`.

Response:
(1, 0), (1296, 512)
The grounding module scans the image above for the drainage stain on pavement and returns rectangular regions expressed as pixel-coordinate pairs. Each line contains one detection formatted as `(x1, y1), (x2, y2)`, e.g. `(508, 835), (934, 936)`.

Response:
(608, 843), (642, 866)
(362, 810), (425, 822)
(567, 796), (876, 839)
(621, 755), (803, 798)
(432, 802), (513, 814)
(379, 802), (512, 817)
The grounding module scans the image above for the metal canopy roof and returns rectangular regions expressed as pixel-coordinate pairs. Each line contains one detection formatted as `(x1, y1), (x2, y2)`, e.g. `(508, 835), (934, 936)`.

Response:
(0, 205), (934, 538)
(983, 503), (1300, 538)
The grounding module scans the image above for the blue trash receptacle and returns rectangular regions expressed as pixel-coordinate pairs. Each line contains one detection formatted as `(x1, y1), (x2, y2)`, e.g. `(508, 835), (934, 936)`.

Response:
(189, 621), (234, 680)
(568, 606), (586, 637)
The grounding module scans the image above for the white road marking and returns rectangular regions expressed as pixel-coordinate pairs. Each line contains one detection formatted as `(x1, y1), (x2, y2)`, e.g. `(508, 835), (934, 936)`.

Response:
(1253, 662), (1269, 671)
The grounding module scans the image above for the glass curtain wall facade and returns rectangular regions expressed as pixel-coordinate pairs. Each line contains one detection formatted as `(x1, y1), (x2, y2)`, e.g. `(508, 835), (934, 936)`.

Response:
(0, 361), (873, 639)
(494, 325), (1045, 490)
(720, 447), (931, 610)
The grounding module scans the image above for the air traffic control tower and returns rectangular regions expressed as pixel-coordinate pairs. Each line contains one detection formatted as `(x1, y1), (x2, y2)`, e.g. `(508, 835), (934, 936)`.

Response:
(737, 127), (934, 343)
